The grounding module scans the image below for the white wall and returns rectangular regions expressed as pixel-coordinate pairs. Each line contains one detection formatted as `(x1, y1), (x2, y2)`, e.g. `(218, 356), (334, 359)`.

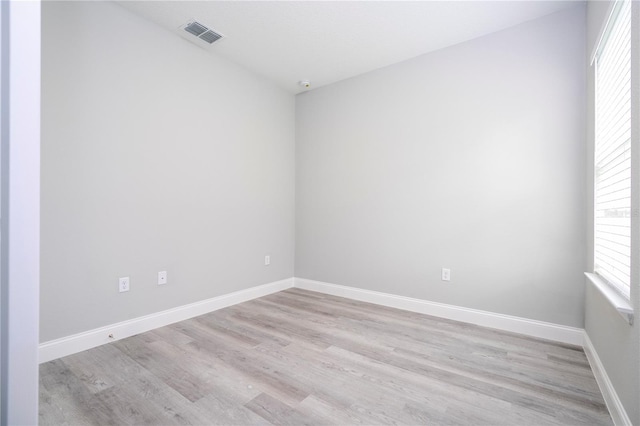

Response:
(1, 0), (40, 423)
(296, 6), (587, 327)
(40, 1), (295, 342)
(584, 1), (640, 424)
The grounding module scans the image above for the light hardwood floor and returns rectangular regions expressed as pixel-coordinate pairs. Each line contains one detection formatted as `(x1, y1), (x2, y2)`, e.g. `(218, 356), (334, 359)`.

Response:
(39, 288), (612, 425)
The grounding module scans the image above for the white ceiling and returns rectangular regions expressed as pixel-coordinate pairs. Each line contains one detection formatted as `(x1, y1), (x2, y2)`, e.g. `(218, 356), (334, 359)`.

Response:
(117, 1), (582, 94)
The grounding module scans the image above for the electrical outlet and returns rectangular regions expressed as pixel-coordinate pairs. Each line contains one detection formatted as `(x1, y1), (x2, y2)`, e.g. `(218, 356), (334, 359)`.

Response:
(265, 255), (271, 266)
(158, 271), (167, 285)
(119, 277), (130, 292)
(441, 268), (451, 282)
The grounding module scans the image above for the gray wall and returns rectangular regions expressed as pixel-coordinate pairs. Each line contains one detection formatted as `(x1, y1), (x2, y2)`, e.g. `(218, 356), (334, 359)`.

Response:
(41, 1), (295, 342)
(296, 6), (587, 327)
(584, 1), (640, 424)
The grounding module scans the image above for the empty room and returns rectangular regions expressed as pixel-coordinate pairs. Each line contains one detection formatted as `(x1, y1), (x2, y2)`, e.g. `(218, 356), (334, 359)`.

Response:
(2, 0), (639, 424)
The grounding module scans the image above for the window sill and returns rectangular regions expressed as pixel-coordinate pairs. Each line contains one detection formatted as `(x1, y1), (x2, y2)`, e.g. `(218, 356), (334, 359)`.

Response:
(584, 272), (634, 325)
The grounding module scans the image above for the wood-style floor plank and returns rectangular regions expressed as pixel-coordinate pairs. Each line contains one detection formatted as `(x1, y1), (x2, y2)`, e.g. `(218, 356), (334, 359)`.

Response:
(39, 288), (613, 425)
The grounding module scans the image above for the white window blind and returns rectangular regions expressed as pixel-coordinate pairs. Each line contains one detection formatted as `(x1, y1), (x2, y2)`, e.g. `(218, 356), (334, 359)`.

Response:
(594, 0), (632, 297)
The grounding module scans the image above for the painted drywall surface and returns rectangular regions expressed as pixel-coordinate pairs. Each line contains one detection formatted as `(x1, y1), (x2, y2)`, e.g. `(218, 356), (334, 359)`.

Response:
(296, 6), (586, 327)
(41, 2), (295, 342)
(584, 1), (640, 424)
(585, 283), (638, 423)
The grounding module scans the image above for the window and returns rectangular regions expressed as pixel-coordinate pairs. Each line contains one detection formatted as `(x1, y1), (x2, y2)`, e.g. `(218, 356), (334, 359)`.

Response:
(594, 0), (632, 298)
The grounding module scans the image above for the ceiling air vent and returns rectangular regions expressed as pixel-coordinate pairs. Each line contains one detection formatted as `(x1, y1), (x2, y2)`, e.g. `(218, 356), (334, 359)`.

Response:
(183, 21), (223, 45)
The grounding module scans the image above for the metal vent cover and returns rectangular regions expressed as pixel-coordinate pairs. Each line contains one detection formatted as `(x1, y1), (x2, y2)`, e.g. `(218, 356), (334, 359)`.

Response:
(183, 21), (224, 45)
(199, 30), (223, 44)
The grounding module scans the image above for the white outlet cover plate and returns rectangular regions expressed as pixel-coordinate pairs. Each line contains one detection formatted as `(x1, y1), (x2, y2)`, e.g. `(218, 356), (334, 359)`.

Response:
(158, 271), (167, 285)
(441, 268), (451, 281)
(119, 277), (130, 292)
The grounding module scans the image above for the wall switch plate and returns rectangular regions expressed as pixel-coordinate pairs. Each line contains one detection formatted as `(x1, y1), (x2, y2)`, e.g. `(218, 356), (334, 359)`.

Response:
(119, 277), (130, 292)
(158, 271), (167, 285)
(441, 268), (451, 281)
(265, 255), (271, 266)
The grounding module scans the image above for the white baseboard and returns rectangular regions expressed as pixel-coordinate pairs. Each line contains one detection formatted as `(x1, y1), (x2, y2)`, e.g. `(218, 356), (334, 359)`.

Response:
(294, 277), (584, 346)
(41, 276), (585, 363)
(583, 332), (632, 426)
(41, 274), (626, 424)
(39, 278), (294, 363)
